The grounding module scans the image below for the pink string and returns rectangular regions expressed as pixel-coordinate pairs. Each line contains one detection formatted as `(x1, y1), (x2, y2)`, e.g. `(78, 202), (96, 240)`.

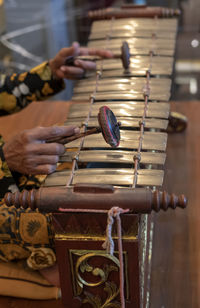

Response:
(102, 207), (129, 308)
(116, 210), (126, 308)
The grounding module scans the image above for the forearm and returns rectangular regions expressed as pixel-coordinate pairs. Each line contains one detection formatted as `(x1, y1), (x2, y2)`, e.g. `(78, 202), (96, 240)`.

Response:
(0, 62), (65, 114)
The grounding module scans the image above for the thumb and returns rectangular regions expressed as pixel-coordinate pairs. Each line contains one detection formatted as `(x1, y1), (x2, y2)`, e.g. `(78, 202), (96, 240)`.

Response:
(60, 42), (80, 59)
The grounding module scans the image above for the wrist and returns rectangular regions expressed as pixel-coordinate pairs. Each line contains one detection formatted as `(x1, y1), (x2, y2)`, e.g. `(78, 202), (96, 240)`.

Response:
(2, 143), (12, 172)
(48, 60), (62, 80)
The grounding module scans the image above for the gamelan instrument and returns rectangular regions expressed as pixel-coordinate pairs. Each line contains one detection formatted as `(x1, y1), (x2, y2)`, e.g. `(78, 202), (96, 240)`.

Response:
(4, 5), (187, 308)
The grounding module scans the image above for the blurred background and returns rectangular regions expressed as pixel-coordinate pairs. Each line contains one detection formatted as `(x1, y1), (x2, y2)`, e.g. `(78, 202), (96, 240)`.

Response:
(0, 0), (200, 100)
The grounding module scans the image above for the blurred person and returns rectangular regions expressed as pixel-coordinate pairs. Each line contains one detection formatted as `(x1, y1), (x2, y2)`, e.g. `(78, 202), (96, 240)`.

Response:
(0, 42), (113, 287)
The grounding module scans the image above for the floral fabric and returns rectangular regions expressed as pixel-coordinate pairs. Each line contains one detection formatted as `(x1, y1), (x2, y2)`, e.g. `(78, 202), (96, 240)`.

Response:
(0, 61), (64, 115)
(0, 62), (64, 269)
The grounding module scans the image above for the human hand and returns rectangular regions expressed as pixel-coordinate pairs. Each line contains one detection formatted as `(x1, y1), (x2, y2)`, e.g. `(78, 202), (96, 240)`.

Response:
(3, 125), (79, 175)
(49, 42), (113, 80)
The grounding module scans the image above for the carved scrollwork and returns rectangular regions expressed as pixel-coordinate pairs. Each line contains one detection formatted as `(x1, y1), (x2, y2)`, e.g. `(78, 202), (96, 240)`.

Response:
(69, 250), (122, 307)
(83, 282), (121, 308)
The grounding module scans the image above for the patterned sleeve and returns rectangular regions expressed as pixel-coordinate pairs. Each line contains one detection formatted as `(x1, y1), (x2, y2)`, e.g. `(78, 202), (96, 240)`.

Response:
(0, 61), (65, 115)
(0, 64), (63, 269)
(0, 62), (65, 189)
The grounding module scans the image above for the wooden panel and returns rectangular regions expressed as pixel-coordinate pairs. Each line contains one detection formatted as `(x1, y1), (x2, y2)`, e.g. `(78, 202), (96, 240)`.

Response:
(0, 297), (63, 308)
(150, 101), (199, 308)
(53, 213), (140, 308)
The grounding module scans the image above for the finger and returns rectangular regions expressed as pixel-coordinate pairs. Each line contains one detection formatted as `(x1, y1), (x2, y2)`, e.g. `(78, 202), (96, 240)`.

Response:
(31, 155), (60, 165)
(29, 126), (79, 141)
(31, 164), (57, 175)
(59, 42), (80, 59)
(28, 143), (65, 155)
(72, 41), (80, 56)
(56, 69), (84, 80)
(54, 70), (65, 80)
(79, 47), (113, 58)
(74, 59), (96, 71)
(60, 65), (84, 76)
(51, 43), (80, 71)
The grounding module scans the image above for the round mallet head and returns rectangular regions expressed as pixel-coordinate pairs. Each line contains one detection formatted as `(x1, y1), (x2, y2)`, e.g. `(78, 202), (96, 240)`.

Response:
(98, 106), (120, 148)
